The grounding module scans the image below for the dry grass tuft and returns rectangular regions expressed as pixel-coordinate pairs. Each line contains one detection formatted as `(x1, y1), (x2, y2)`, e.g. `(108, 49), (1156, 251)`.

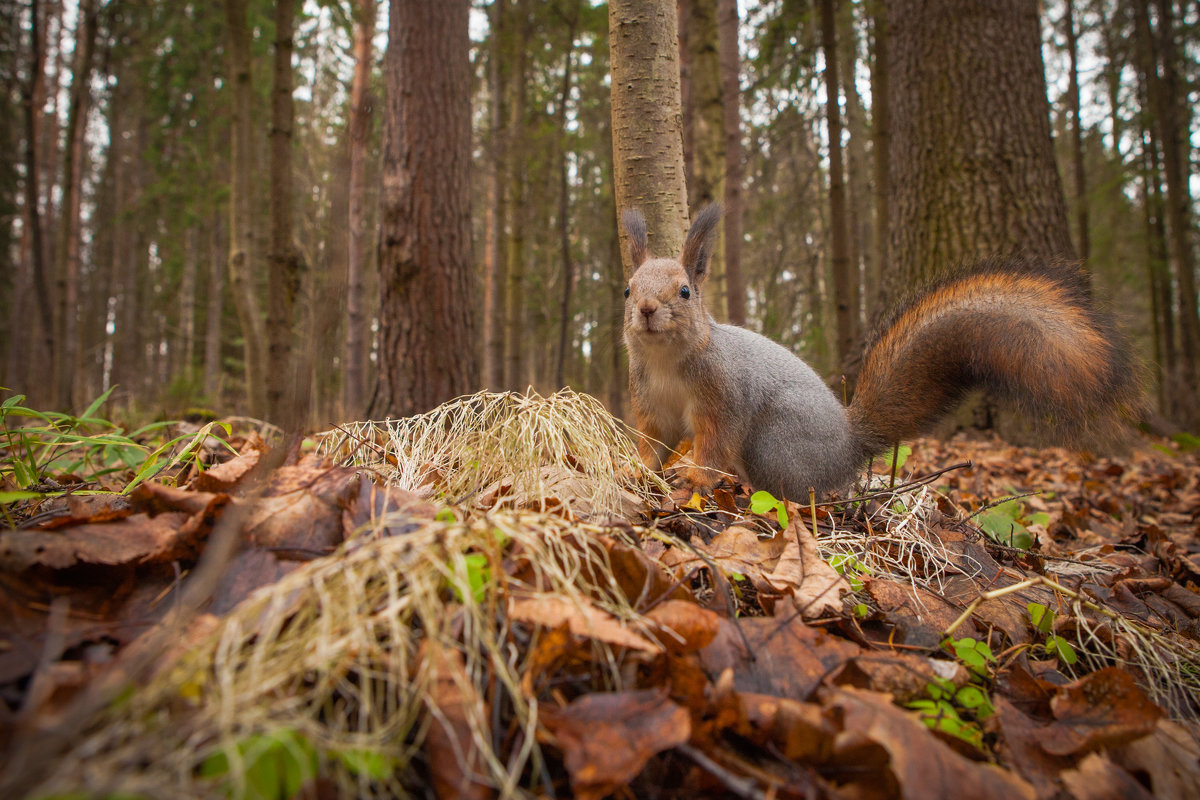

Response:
(318, 388), (667, 519)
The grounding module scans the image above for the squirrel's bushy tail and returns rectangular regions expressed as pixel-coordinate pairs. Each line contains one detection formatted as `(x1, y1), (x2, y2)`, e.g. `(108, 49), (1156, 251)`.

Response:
(847, 257), (1142, 460)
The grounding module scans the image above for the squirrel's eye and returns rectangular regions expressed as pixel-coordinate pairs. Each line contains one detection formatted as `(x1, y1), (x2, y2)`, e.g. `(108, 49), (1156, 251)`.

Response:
(679, 285), (691, 300)
(623, 286), (630, 299)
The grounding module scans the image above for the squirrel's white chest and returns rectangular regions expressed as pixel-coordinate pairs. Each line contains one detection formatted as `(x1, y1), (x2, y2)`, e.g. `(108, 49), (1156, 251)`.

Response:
(640, 363), (695, 437)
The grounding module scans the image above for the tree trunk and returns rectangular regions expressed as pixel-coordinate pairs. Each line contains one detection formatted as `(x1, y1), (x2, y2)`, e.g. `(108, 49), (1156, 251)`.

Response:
(1133, 0), (1199, 424)
(374, 0), (477, 416)
(224, 0), (268, 416)
(684, 0), (727, 318)
(610, 0), (690, 275)
(344, 0), (376, 418)
(52, 0), (98, 410)
(868, 0), (890, 316)
(819, 0), (856, 367)
(884, 0), (1075, 300)
(717, 0), (745, 326)
(19, 0), (55, 400)
(1063, 0), (1090, 263)
(840, 0), (871, 321)
(266, 0), (304, 426)
(482, 0), (508, 391)
(204, 205), (226, 400)
(554, 13), (578, 389)
(503, 0), (529, 391)
(1141, 127), (1173, 414)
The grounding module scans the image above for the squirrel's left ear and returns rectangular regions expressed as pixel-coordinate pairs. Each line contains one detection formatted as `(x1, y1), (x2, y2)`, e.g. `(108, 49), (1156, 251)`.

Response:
(622, 209), (649, 269)
(682, 204), (722, 286)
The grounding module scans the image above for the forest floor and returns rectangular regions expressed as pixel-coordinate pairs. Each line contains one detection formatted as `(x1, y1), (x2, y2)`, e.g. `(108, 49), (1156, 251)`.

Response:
(1, 390), (1198, 799)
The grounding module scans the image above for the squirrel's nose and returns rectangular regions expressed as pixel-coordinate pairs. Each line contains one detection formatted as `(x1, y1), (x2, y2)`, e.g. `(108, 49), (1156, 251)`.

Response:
(638, 300), (659, 318)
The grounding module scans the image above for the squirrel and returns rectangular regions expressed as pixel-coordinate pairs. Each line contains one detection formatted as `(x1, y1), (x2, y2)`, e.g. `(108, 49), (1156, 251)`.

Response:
(621, 205), (1140, 499)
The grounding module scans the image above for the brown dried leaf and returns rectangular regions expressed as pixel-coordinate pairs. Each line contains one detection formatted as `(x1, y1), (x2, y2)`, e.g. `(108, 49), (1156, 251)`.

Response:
(1041, 667), (1163, 756)
(0, 512), (195, 571)
(1060, 753), (1154, 800)
(645, 600), (720, 654)
(509, 594), (662, 653)
(763, 516), (848, 619)
(190, 446), (262, 493)
(828, 687), (1036, 800)
(419, 641), (494, 800)
(542, 689), (690, 800)
(1108, 719), (1200, 800)
(698, 615), (860, 701)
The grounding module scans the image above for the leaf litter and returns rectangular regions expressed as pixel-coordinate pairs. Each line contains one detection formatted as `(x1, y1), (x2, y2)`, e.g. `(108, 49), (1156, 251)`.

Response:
(0, 389), (1198, 798)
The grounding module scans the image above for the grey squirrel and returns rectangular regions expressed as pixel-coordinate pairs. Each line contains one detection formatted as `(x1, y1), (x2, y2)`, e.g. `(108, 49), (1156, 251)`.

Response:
(621, 205), (1139, 498)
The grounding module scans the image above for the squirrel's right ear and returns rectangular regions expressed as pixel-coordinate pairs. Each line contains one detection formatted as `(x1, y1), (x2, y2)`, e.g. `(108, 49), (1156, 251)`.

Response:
(682, 204), (722, 285)
(622, 209), (648, 269)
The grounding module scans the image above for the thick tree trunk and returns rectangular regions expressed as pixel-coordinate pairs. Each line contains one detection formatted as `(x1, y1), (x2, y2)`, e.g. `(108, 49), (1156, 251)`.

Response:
(266, 0), (304, 426)
(344, 0), (376, 418)
(884, 0), (1075, 299)
(224, 0), (268, 416)
(610, 0), (690, 275)
(374, 0), (477, 416)
(53, 0), (98, 410)
(818, 0), (856, 366)
(717, 0), (745, 326)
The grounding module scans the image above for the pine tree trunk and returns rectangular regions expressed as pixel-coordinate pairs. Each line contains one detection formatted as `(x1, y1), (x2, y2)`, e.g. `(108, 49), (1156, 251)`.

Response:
(819, 0), (856, 366)
(344, 0), (376, 418)
(482, 0), (508, 391)
(610, 0), (689, 274)
(1064, 0), (1090, 263)
(224, 0), (268, 416)
(717, 0), (745, 326)
(503, 0), (529, 391)
(204, 205), (226, 400)
(884, 0), (1075, 297)
(374, 0), (477, 416)
(1133, 0), (1199, 424)
(53, 0), (98, 410)
(554, 15), (578, 390)
(868, 0), (890, 316)
(266, 0), (303, 426)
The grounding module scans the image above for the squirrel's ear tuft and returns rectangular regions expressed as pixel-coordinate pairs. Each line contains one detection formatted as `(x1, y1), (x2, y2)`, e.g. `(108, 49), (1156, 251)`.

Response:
(622, 209), (649, 269)
(682, 204), (722, 285)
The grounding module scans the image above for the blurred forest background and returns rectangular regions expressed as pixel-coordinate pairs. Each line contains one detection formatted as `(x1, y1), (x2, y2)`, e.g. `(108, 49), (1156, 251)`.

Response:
(1, 0), (1198, 431)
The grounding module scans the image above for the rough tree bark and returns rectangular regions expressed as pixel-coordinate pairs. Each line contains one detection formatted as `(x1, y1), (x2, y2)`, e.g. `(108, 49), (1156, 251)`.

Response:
(266, 0), (304, 426)
(374, 0), (477, 416)
(610, 0), (690, 277)
(884, 0), (1075, 300)
(868, 0), (890, 314)
(344, 0), (376, 418)
(223, 0), (268, 416)
(818, 0), (856, 366)
(554, 7), (579, 389)
(716, 0), (745, 326)
(504, 0), (529, 391)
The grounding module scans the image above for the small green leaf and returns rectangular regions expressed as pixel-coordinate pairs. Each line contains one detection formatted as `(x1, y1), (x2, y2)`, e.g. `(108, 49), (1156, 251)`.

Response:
(0, 490), (42, 504)
(435, 508), (458, 523)
(336, 748), (398, 780)
(883, 444), (912, 471)
(749, 490), (778, 515)
(1027, 602), (1055, 634)
(1046, 634), (1078, 665)
(852, 603), (868, 618)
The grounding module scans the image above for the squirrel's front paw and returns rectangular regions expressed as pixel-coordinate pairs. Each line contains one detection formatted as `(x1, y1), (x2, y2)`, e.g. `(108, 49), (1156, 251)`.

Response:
(670, 464), (724, 494)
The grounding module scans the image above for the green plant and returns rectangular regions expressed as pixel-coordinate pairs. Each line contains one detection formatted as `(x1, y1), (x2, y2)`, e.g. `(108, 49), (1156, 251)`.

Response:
(0, 387), (233, 502)
(975, 492), (1050, 550)
(199, 728), (319, 799)
(908, 635), (998, 749)
(827, 553), (873, 592)
(1027, 602), (1078, 665)
(749, 489), (789, 529)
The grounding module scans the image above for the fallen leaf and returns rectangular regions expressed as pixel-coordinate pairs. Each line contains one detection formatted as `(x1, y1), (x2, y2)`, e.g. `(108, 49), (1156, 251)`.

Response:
(645, 600), (720, 653)
(1042, 667), (1163, 756)
(509, 594), (662, 653)
(763, 516), (848, 619)
(419, 640), (494, 800)
(1060, 752), (1154, 800)
(542, 689), (690, 800)
(1107, 719), (1200, 800)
